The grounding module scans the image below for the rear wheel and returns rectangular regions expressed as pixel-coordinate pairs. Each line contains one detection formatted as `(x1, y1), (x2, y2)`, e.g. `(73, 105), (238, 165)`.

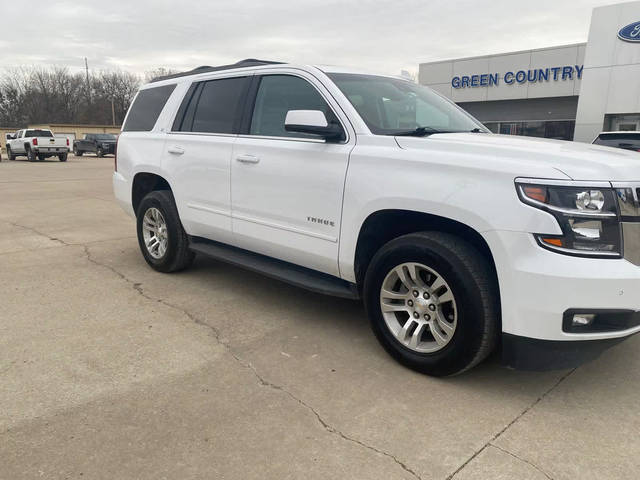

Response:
(97, 147), (104, 157)
(58, 153), (68, 162)
(136, 190), (194, 273)
(27, 148), (37, 162)
(363, 232), (499, 376)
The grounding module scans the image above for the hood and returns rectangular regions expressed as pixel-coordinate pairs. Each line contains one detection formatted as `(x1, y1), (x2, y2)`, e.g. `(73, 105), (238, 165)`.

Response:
(395, 133), (640, 182)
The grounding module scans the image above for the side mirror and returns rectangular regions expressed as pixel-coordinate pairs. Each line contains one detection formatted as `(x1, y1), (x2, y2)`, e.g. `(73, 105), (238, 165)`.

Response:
(284, 110), (344, 141)
(5, 133), (14, 141)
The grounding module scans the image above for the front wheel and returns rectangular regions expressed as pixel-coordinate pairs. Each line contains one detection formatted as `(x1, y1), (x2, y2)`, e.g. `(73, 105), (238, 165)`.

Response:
(363, 232), (499, 376)
(96, 147), (104, 157)
(74, 147), (83, 156)
(7, 146), (16, 160)
(136, 190), (195, 273)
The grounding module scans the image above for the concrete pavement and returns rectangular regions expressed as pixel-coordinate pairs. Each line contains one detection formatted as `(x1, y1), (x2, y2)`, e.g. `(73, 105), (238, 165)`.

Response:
(1, 155), (639, 479)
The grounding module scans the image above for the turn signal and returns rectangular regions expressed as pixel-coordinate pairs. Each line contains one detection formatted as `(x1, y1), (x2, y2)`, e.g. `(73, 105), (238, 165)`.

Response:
(540, 237), (564, 248)
(522, 185), (548, 203)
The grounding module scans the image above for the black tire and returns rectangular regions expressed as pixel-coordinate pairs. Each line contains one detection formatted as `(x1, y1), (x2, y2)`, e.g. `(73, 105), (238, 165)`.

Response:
(363, 232), (499, 377)
(7, 146), (16, 161)
(27, 147), (37, 162)
(136, 190), (194, 273)
(96, 147), (104, 157)
(38, 154), (45, 161)
(73, 146), (81, 156)
(59, 153), (68, 162)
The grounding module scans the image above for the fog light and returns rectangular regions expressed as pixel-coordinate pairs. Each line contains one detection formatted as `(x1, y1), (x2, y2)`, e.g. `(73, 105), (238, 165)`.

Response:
(572, 314), (596, 327)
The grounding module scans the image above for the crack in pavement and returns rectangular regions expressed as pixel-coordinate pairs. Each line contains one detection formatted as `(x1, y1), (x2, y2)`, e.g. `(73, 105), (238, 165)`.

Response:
(446, 368), (577, 480)
(489, 444), (553, 480)
(8, 221), (69, 246)
(80, 244), (423, 480)
(4, 218), (571, 480)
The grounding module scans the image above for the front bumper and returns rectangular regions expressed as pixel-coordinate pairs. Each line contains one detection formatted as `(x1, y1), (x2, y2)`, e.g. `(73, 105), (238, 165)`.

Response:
(100, 144), (116, 154)
(485, 230), (640, 368)
(501, 333), (632, 371)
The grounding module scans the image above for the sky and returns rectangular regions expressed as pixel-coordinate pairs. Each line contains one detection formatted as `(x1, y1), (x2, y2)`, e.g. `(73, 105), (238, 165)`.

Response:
(0, 0), (622, 77)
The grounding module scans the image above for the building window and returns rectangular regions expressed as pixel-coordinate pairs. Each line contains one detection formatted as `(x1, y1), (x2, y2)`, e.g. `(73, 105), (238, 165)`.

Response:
(484, 120), (575, 141)
(604, 114), (640, 132)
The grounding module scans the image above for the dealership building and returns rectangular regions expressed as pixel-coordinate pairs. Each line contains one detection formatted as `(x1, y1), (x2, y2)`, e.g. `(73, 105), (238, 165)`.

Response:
(419, 1), (640, 143)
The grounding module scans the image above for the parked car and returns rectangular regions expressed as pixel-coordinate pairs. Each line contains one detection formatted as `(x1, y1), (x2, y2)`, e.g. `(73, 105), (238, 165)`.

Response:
(6, 129), (69, 162)
(113, 59), (640, 376)
(593, 131), (640, 152)
(73, 133), (117, 157)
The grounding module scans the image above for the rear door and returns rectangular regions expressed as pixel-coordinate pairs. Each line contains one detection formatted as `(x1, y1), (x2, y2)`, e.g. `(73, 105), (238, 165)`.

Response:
(230, 71), (355, 276)
(163, 75), (251, 244)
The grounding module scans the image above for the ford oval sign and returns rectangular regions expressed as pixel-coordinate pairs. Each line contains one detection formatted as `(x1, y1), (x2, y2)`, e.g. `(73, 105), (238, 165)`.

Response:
(618, 21), (640, 42)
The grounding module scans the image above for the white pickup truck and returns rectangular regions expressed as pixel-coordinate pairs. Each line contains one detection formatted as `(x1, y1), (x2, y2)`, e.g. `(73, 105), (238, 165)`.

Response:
(113, 59), (640, 376)
(5, 129), (69, 162)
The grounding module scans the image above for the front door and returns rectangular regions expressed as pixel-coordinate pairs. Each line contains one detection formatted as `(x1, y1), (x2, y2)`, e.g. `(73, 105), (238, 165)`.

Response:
(231, 73), (354, 276)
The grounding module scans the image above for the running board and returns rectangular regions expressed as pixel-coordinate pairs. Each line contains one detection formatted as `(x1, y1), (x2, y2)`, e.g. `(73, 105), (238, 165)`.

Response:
(188, 236), (359, 300)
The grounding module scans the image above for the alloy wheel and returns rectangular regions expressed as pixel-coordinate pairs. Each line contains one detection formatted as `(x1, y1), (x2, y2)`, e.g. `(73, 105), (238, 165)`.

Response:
(379, 262), (458, 353)
(142, 207), (169, 259)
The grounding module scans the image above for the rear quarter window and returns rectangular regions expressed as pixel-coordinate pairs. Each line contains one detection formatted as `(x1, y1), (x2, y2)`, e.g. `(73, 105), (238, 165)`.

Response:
(123, 84), (176, 132)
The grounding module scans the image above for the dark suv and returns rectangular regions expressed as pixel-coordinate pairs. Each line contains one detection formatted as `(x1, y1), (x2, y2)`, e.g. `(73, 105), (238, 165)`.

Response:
(593, 132), (640, 153)
(73, 133), (117, 157)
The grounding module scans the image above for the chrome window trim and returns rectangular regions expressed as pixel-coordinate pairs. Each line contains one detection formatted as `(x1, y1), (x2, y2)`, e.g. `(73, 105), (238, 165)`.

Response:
(236, 134), (327, 144)
(166, 131), (238, 139)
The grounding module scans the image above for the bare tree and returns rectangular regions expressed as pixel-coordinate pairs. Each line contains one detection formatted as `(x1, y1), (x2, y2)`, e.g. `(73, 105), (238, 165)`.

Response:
(0, 66), (141, 127)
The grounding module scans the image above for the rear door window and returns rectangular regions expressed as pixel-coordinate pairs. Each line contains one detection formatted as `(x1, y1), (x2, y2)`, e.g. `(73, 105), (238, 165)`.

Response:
(173, 77), (248, 134)
(123, 84), (176, 132)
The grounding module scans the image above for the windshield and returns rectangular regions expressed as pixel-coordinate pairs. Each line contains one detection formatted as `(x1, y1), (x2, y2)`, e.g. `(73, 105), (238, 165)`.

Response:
(328, 73), (487, 136)
(95, 134), (116, 141)
(25, 129), (53, 138)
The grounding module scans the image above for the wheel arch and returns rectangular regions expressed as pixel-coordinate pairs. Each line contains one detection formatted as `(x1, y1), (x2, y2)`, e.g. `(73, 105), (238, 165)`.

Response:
(353, 209), (498, 289)
(132, 172), (173, 215)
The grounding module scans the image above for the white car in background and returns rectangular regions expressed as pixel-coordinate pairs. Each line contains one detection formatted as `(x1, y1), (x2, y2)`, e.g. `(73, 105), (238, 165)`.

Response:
(113, 59), (640, 376)
(6, 128), (69, 162)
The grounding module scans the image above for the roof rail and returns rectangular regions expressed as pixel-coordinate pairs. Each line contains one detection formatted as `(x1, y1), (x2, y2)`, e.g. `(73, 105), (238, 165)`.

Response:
(150, 59), (284, 82)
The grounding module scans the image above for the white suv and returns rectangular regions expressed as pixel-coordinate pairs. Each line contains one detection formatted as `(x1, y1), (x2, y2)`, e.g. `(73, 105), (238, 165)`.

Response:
(113, 59), (640, 376)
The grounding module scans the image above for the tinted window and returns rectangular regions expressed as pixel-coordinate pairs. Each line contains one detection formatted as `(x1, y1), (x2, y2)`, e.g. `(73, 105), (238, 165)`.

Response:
(594, 134), (640, 150)
(177, 77), (247, 134)
(25, 129), (53, 137)
(123, 84), (176, 132)
(250, 75), (337, 138)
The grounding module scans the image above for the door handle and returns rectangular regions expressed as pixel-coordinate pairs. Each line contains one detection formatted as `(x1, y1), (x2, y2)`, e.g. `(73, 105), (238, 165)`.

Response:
(167, 146), (185, 155)
(236, 154), (260, 164)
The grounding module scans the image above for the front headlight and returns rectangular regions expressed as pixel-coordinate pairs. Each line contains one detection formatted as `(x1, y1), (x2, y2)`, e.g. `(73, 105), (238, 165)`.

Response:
(516, 179), (622, 258)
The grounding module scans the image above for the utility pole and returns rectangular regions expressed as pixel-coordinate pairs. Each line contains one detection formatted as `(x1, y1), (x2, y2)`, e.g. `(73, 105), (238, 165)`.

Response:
(111, 99), (116, 126)
(84, 57), (91, 104)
